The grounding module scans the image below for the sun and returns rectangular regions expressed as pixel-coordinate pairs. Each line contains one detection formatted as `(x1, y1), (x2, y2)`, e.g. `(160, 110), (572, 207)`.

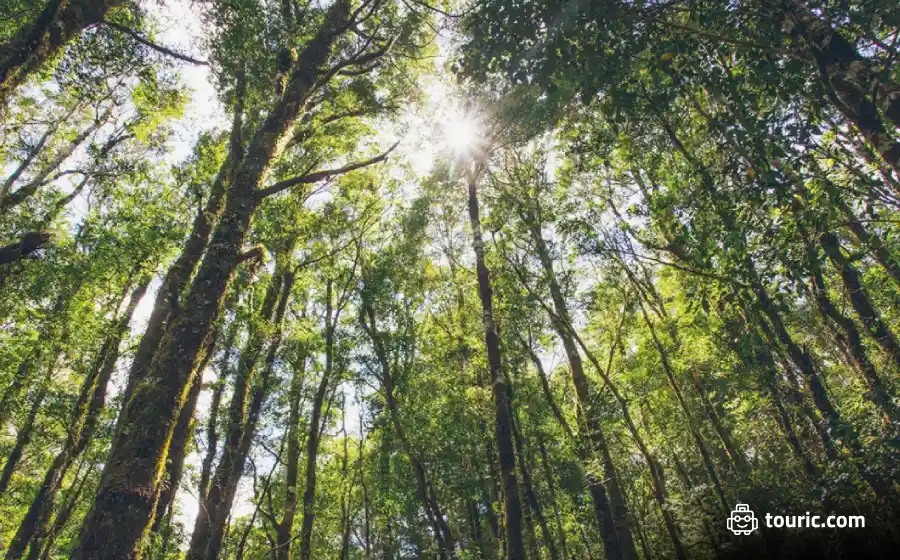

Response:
(442, 109), (482, 156)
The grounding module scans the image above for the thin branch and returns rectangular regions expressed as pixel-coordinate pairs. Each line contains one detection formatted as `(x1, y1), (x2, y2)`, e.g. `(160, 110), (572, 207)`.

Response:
(101, 20), (209, 65)
(406, 0), (474, 18)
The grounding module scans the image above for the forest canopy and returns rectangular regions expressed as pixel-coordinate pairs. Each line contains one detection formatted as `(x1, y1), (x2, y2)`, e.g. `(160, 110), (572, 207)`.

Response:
(1, 0), (900, 559)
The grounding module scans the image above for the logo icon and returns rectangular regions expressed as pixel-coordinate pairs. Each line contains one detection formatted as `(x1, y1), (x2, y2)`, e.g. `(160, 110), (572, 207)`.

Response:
(727, 503), (758, 535)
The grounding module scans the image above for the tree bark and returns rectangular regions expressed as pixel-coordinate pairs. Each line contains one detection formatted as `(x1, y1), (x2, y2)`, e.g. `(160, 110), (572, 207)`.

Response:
(467, 168), (526, 560)
(198, 320), (239, 503)
(35, 462), (95, 560)
(805, 255), (897, 422)
(119, 151), (233, 407)
(536, 436), (568, 560)
(0, 370), (52, 494)
(0, 105), (111, 213)
(636, 299), (731, 513)
(0, 232), (51, 268)
(830, 193), (900, 290)
(0, 294), (65, 430)
(151, 364), (205, 534)
(510, 414), (558, 560)
(188, 268), (284, 559)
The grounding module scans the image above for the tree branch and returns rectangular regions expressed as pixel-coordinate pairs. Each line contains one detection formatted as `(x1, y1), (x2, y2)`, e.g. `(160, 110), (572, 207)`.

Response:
(0, 231), (51, 266)
(101, 20), (209, 66)
(256, 141), (400, 198)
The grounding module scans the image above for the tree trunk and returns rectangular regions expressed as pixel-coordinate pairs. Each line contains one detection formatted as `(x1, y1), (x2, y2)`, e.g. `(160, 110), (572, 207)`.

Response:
(360, 299), (456, 558)
(5, 276), (149, 559)
(35, 462), (95, 560)
(151, 366), (205, 534)
(636, 299), (731, 513)
(0, 370), (52, 494)
(195, 268), (293, 560)
(536, 436), (569, 560)
(510, 415), (558, 560)
(0, 0), (126, 107)
(768, 375), (819, 479)
(520, 339), (574, 441)
(198, 320), (239, 503)
(119, 153), (233, 407)
(0, 232), (52, 268)
(805, 255), (897, 422)
(524, 211), (643, 560)
(188, 268), (284, 559)
(830, 193), (900, 289)
(660, 113), (856, 456)
(466, 168), (526, 560)
(775, 0), (900, 176)
(571, 328), (686, 560)
(1, 105), (111, 213)
(752, 310), (840, 459)
(819, 230), (900, 369)
(273, 351), (307, 560)
(155, 307), (228, 537)
(298, 278), (338, 560)
(0, 294), (64, 428)
(690, 371), (747, 471)
(750, 268), (857, 449)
